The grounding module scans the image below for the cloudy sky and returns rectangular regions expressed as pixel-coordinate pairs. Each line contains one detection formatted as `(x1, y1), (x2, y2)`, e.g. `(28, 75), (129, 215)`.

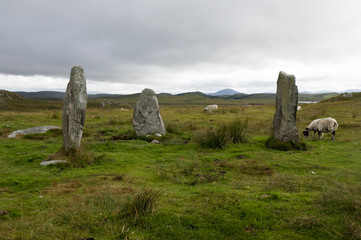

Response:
(0, 0), (360, 94)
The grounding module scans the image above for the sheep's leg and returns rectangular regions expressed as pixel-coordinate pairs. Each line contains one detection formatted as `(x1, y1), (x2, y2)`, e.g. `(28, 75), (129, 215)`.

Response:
(311, 131), (316, 138)
(318, 131), (324, 139)
(331, 131), (336, 140)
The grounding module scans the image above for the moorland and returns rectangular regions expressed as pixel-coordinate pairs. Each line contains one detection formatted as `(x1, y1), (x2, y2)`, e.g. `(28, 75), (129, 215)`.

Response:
(1, 91), (361, 239)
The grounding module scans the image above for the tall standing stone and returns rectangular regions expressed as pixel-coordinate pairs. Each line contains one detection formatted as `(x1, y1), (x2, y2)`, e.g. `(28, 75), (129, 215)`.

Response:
(62, 66), (87, 152)
(273, 71), (300, 142)
(132, 88), (166, 136)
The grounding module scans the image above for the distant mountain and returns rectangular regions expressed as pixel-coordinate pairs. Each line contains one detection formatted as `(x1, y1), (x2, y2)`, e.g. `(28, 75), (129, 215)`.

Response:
(208, 89), (241, 96)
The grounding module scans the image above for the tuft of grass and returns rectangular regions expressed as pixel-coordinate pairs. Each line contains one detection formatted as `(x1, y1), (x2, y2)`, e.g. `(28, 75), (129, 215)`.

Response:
(195, 118), (248, 149)
(165, 121), (182, 135)
(195, 124), (230, 149)
(265, 137), (307, 151)
(118, 189), (162, 225)
(228, 118), (248, 143)
(0, 126), (12, 138)
(47, 145), (105, 168)
(318, 182), (361, 215)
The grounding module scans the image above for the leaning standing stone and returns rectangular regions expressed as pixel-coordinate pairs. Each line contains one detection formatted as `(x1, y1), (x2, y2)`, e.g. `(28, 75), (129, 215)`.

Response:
(62, 66), (87, 152)
(132, 88), (166, 136)
(273, 71), (300, 142)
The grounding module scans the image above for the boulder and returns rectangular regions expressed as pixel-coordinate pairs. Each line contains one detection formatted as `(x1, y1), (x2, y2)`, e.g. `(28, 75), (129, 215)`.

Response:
(204, 104), (218, 112)
(8, 125), (60, 138)
(132, 88), (166, 136)
(62, 66), (87, 152)
(273, 71), (300, 142)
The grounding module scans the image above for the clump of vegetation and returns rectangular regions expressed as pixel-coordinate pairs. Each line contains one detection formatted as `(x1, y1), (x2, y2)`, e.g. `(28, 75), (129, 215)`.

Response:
(47, 145), (104, 168)
(0, 126), (12, 138)
(195, 118), (248, 149)
(265, 137), (307, 151)
(165, 121), (182, 135)
(118, 188), (162, 225)
(53, 188), (160, 239)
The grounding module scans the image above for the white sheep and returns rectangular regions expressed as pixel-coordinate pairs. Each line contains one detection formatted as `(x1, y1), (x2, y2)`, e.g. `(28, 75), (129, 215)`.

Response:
(204, 104), (218, 112)
(303, 117), (338, 140)
(297, 106), (302, 111)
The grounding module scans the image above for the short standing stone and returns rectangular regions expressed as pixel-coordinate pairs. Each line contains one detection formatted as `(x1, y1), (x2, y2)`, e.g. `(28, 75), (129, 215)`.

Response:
(273, 71), (300, 142)
(62, 66), (87, 152)
(132, 88), (166, 136)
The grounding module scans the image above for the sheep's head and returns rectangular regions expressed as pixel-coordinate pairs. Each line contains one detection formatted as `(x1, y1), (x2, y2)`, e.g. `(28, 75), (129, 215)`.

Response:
(303, 128), (310, 137)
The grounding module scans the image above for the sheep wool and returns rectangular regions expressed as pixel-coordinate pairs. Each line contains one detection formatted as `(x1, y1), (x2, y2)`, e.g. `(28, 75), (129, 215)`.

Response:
(303, 117), (338, 140)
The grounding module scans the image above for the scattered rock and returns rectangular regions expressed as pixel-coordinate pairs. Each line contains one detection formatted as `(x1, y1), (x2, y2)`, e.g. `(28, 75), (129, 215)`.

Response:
(62, 66), (87, 152)
(132, 88), (166, 136)
(342, 92), (353, 98)
(151, 139), (160, 144)
(260, 194), (271, 199)
(8, 125), (60, 138)
(154, 133), (162, 137)
(40, 160), (68, 166)
(100, 100), (113, 107)
(273, 71), (300, 143)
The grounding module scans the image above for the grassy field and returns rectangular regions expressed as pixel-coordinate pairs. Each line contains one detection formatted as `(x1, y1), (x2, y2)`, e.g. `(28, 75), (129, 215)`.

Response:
(1, 94), (361, 239)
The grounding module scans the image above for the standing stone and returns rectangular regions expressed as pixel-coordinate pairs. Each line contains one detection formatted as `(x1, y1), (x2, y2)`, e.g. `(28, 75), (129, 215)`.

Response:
(132, 88), (166, 136)
(273, 71), (300, 142)
(62, 66), (87, 152)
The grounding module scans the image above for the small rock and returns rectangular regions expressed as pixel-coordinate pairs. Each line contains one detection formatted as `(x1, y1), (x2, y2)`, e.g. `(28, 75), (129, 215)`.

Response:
(154, 133), (162, 137)
(260, 194), (271, 199)
(40, 160), (68, 166)
(151, 139), (160, 144)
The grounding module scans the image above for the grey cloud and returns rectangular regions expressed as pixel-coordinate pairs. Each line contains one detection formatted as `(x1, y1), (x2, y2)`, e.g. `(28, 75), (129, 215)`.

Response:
(1, 0), (361, 88)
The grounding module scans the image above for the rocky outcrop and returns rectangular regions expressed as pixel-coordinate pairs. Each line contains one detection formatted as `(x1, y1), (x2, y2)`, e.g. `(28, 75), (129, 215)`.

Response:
(273, 71), (300, 143)
(0, 90), (25, 105)
(62, 66), (87, 152)
(132, 88), (166, 136)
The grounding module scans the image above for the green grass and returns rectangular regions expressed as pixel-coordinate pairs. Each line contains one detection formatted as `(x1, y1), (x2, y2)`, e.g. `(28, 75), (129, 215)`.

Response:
(1, 97), (361, 239)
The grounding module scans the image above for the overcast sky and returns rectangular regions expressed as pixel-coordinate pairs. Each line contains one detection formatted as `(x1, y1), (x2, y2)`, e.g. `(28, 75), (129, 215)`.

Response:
(0, 0), (360, 94)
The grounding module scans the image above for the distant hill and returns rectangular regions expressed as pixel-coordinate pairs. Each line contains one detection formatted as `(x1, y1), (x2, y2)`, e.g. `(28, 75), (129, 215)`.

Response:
(15, 91), (65, 100)
(176, 91), (208, 97)
(208, 89), (241, 96)
(12, 89), (343, 105)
